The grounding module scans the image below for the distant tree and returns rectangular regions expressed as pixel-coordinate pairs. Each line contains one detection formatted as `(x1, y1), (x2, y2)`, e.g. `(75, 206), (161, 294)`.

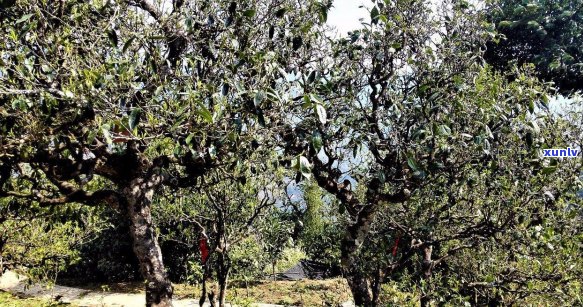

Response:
(260, 209), (295, 281)
(290, 180), (342, 266)
(156, 167), (281, 307)
(485, 0), (583, 95)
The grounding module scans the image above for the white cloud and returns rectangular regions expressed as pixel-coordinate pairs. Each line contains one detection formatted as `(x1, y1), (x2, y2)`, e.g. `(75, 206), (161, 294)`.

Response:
(326, 0), (371, 37)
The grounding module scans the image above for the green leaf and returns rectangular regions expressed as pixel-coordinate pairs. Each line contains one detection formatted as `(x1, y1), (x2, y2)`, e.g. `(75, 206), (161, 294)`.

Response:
(315, 104), (327, 124)
(196, 103), (213, 123)
(413, 170), (427, 179)
(101, 125), (113, 145)
(484, 125), (494, 139)
(63, 90), (74, 98)
(128, 108), (142, 131)
(107, 29), (118, 47)
(379, 14), (388, 24)
(243, 9), (256, 18)
(318, 4), (328, 23)
(277, 66), (288, 79)
(185, 133), (195, 145)
(208, 145), (217, 159)
(310, 94), (323, 104)
(548, 59), (561, 71)
(350, 31), (361, 43)
(527, 120), (540, 134)
(307, 70), (316, 84)
(370, 6), (380, 24)
(299, 156), (311, 178)
(540, 94), (549, 109)
(311, 131), (323, 152)
(122, 36), (136, 53)
(437, 124), (451, 136)
(377, 171), (386, 183)
(498, 20), (512, 28)
(407, 155), (420, 172)
(15, 14), (33, 24)
(173, 144), (183, 157)
(87, 130), (98, 144)
(221, 83), (229, 96)
(302, 95), (312, 108)
(254, 91), (264, 108)
(541, 166), (557, 175)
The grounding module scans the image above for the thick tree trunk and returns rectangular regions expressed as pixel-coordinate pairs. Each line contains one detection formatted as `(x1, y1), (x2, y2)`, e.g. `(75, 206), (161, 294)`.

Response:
(341, 205), (377, 306)
(200, 264), (213, 307)
(125, 177), (173, 307)
(420, 245), (433, 307)
(0, 237), (4, 276)
(216, 248), (230, 307)
(272, 262), (276, 281)
(217, 264), (230, 307)
(371, 266), (383, 304)
(344, 267), (373, 306)
(215, 212), (230, 307)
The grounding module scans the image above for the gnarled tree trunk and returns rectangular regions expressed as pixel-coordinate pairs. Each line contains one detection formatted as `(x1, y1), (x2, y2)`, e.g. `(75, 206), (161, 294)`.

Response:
(125, 177), (173, 307)
(341, 205), (377, 306)
(420, 245), (433, 307)
(217, 257), (230, 307)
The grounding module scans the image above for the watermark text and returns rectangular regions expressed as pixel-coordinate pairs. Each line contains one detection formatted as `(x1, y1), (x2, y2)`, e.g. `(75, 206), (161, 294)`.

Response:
(542, 147), (580, 158)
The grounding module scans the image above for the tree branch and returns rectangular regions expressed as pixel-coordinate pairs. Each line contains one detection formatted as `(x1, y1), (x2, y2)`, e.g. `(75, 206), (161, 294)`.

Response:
(0, 188), (125, 209)
(127, 0), (161, 20)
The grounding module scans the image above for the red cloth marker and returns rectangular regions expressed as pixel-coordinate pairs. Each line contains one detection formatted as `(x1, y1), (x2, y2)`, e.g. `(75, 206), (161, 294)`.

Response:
(199, 235), (209, 264)
(391, 236), (400, 257)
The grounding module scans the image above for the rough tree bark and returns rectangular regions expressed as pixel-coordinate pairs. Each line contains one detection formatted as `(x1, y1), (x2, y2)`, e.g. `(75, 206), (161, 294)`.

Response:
(420, 245), (433, 307)
(341, 204), (377, 306)
(124, 176), (173, 307)
(217, 252), (230, 307)
(216, 226), (231, 307)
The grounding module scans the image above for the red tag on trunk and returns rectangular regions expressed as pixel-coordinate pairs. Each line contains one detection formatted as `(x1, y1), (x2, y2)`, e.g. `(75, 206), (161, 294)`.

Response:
(199, 237), (209, 264)
(391, 236), (400, 257)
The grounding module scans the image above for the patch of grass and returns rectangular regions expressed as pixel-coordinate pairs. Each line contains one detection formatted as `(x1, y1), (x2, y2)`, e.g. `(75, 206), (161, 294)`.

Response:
(174, 278), (352, 306)
(0, 291), (69, 307)
(58, 278), (419, 306)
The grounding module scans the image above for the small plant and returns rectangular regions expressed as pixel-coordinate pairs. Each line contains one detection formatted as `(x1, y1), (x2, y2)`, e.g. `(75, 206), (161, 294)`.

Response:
(186, 260), (204, 286)
(228, 296), (255, 307)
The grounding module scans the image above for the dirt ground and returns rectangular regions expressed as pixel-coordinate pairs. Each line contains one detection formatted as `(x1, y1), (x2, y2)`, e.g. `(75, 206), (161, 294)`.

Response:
(0, 271), (355, 306)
